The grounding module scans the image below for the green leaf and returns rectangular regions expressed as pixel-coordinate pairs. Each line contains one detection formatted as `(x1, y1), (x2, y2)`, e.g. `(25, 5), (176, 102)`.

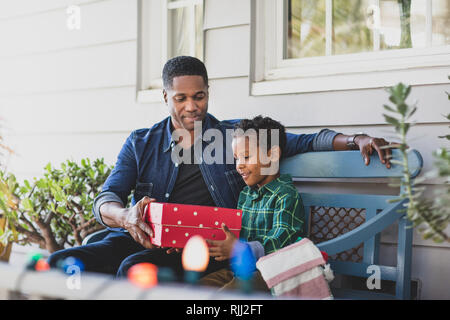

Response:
(36, 179), (47, 189)
(56, 206), (67, 214)
(48, 202), (56, 212)
(404, 85), (411, 99)
(62, 176), (71, 186)
(398, 103), (407, 116)
(22, 198), (34, 211)
(404, 123), (410, 134)
(24, 180), (31, 190)
(383, 114), (400, 126)
(383, 104), (397, 113)
(407, 106), (417, 119)
(55, 192), (63, 202)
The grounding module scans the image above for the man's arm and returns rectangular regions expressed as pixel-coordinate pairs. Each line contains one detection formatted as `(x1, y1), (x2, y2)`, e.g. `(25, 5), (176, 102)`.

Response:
(92, 132), (155, 248)
(285, 129), (392, 168)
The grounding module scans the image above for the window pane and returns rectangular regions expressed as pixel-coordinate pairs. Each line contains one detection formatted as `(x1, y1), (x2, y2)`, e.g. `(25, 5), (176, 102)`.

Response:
(195, 4), (204, 60)
(379, 0), (429, 50)
(286, 0), (326, 59)
(410, 0), (427, 48)
(332, 0), (373, 55)
(379, 0), (402, 49)
(169, 7), (192, 58)
(285, 0), (448, 61)
(432, 0), (450, 46)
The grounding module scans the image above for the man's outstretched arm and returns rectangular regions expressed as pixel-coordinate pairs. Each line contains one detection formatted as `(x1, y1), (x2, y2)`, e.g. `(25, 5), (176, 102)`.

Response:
(332, 133), (392, 168)
(285, 129), (392, 168)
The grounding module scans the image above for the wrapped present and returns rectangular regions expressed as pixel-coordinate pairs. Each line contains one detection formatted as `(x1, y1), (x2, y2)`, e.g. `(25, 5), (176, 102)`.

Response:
(144, 202), (242, 248)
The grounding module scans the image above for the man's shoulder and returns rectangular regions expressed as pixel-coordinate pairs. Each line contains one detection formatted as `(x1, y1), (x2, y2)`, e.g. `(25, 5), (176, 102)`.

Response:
(130, 117), (169, 140)
(207, 113), (240, 130)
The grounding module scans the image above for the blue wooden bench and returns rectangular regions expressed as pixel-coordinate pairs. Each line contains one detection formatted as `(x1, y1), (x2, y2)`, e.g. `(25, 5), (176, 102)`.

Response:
(83, 149), (423, 300)
(280, 149), (423, 300)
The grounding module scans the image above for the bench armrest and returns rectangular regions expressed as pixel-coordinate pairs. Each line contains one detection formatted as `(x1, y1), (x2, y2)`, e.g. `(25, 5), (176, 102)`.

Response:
(316, 199), (407, 254)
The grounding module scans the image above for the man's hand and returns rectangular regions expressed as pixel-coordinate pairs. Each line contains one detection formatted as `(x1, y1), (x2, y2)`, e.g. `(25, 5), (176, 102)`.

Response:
(122, 196), (156, 249)
(355, 135), (393, 169)
(206, 224), (237, 261)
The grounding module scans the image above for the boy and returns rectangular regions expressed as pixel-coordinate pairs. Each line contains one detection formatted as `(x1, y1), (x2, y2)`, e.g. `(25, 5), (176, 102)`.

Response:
(201, 116), (305, 291)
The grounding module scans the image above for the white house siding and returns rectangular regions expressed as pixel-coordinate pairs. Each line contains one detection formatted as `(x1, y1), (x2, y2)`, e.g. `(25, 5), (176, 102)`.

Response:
(0, 0), (168, 181)
(0, 0), (449, 299)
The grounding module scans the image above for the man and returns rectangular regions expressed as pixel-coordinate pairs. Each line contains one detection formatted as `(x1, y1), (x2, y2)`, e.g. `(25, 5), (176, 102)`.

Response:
(48, 56), (392, 279)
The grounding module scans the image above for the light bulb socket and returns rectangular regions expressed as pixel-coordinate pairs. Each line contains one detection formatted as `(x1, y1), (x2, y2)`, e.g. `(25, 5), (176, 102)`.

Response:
(184, 270), (200, 284)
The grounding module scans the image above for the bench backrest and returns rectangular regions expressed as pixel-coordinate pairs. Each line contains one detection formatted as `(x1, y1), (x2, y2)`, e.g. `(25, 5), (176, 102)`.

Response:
(279, 149), (423, 299)
(281, 149), (422, 179)
(280, 149), (422, 230)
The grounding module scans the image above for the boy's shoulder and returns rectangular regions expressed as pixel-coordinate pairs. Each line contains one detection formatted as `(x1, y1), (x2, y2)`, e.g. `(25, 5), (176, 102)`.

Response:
(270, 174), (299, 199)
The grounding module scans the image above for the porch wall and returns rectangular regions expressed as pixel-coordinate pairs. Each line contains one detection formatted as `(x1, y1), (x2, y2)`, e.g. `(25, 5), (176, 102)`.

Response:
(0, 0), (449, 299)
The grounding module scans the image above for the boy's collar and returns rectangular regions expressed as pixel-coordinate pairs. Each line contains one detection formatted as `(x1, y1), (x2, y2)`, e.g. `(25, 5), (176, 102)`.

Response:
(248, 174), (291, 195)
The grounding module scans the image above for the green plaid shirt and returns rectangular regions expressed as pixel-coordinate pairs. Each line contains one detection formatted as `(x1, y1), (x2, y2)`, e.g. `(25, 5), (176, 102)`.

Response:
(238, 174), (305, 255)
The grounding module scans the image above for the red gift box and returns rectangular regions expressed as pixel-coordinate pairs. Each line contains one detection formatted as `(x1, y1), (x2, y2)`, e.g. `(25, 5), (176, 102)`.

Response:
(144, 202), (242, 248)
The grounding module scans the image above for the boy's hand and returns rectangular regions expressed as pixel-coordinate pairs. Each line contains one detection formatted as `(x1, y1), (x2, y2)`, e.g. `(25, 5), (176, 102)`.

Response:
(166, 247), (181, 254)
(206, 224), (237, 261)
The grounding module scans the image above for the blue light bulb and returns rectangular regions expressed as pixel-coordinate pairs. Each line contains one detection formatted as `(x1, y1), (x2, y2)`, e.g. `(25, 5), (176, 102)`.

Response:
(231, 241), (256, 281)
(62, 256), (85, 274)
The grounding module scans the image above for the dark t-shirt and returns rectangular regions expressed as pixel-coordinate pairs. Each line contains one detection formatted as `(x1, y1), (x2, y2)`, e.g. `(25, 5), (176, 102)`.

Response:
(168, 146), (216, 207)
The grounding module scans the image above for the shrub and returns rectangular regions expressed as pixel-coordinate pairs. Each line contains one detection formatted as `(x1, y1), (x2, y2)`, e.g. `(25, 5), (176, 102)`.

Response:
(383, 82), (449, 243)
(0, 158), (113, 253)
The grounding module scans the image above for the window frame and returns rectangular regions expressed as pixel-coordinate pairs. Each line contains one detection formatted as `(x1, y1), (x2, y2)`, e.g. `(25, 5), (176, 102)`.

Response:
(137, 0), (205, 103)
(250, 0), (450, 96)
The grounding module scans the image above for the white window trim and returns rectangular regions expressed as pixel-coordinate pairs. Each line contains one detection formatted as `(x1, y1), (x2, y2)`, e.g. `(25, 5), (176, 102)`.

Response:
(137, 0), (204, 103)
(250, 0), (450, 96)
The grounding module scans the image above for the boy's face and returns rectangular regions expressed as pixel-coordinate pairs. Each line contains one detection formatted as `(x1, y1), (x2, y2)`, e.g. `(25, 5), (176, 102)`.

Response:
(232, 135), (279, 188)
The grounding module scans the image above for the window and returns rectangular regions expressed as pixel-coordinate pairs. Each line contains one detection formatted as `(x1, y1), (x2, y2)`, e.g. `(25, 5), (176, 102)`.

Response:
(137, 0), (204, 103)
(167, 0), (204, 60)
(251, 0), (450, 95)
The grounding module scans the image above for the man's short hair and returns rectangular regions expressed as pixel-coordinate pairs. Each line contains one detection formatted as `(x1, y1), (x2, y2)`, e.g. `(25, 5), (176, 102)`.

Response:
(234, 115), (287, 158)
(162, 56), (208, 89)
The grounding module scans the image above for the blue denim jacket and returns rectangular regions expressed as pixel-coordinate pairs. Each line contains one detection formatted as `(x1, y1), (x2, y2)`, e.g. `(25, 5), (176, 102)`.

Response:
(93, 113), (339, 231)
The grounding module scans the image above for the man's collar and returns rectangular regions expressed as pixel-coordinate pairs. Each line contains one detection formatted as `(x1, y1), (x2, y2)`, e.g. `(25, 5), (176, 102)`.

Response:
(163, 113), (216, 153)
(163, 117), (175, 153)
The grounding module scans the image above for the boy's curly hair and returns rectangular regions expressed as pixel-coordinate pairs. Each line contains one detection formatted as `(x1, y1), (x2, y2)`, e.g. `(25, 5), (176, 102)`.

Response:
(234, 115), (287, 158)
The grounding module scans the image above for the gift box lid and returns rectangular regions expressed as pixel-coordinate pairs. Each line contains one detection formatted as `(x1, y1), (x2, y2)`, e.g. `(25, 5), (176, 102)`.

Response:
(145, 202), (242, 230)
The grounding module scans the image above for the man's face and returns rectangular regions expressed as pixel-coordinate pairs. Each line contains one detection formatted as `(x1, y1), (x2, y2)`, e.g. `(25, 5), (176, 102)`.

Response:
(163, 75), (209, 132)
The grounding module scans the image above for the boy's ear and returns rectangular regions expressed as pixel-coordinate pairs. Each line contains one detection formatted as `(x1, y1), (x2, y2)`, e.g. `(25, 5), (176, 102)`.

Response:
(163, 89), (168, 104)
